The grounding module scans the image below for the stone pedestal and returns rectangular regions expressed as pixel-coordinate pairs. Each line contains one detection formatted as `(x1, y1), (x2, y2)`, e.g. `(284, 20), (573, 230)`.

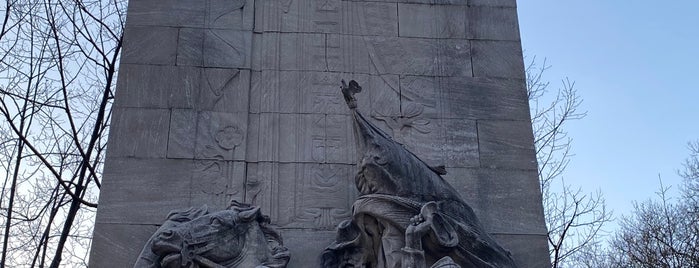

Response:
(90, 0), (549, 267)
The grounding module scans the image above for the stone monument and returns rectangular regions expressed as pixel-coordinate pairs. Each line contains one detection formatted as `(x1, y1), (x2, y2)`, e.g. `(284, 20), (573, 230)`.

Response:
(90, 0), (549, 267)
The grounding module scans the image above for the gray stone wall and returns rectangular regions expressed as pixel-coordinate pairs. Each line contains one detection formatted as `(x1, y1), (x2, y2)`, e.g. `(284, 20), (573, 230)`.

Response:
(90, 0), (549, 266)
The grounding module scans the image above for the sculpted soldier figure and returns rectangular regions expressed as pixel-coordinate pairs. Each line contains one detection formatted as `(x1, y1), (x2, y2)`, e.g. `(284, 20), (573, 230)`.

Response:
(321, 80), (518, 268)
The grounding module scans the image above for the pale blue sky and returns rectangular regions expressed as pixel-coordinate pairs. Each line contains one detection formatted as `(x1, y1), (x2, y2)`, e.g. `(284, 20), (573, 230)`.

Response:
(518, 1), (699, 225)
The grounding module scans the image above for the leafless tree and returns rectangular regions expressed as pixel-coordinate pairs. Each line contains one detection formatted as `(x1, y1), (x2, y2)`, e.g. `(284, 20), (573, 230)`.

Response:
(606, 180), (699, 267)
(0, 0), (125, 267)
(598, 144), (699, 268)
(526, 57), (612, 268)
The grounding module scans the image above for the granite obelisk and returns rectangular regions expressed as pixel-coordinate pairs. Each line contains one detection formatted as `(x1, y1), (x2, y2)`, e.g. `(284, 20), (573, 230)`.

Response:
(90, 0), (549, 266)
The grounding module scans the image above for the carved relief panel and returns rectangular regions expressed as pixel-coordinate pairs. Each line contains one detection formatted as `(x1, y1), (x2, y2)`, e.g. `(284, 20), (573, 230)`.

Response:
(246, 162), (357, 230)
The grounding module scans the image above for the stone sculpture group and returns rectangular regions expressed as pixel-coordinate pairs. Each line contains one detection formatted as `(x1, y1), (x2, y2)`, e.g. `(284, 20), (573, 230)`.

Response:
(135, 81), (517, 268)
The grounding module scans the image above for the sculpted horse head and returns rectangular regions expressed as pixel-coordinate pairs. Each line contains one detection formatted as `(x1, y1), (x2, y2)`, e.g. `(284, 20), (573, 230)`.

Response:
(134, 201), (289, 268)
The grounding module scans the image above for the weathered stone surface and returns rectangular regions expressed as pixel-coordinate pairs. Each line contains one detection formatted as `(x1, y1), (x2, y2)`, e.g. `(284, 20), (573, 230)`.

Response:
(207, 0), (254, 30)
(279, 0), (346, 34)
(167, 109), (197, 159)
(348, 2), (400, 36)
(477, 120), (537, 170)
(445, 119), (480, 167)
(399, 75), (442, 118)
(400, 75), (529, 120)
(398, 3), (467, 38)
(203, 29), (252, 68)
(177, 28), (204, 66)
(199, 69), (250, 112)
(469, 6), (520, 40)
(121, 26), (178, 65)
(190, 161), (246, 210)
(493, 234), (551, 268)
(471, 40), (525, 79)
(114, 64), (200, 109)
(249, 71), (399, 115)
(388, 116), (446, 165)
(345, 0), (468, 5)
(366, 36), (471, 77)
(469, 0), (517, 7)
(90, 223), (157, 268)
(443, 168), (546, 234)
(440, 76), (529, 120)
(282, 230), (337, 267)
(280, 33), (327, 71)
(245, 163), (356, 229)
(195, 111), (248, 160)
(107, 108), (170, 158)
(126, 0), (205, 28)
(253, 0), (398, 36)
(252, 33), (329, 71)
(326, 34), (373, 73)
(247, 113), (355, 164)
(96, 158), (193, 224)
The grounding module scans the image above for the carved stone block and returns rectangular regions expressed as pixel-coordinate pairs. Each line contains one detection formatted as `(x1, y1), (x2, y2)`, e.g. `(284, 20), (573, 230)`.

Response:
(277, 113), (325, 163)
(280, 33), (327, 71)
(366, 36), (471, 77)
(326, 34), (373, 74)
(441, 168), (546, 234)
(207, 0), (254, 30)
(114, 65), (200, 109)
(96, 158), (193, 224)
(199, 69), (250, 113)
(190, 161), (246, 210)
(246, 113), (360, 164)
(107, 108), (170, 158)
(398, 3), (467, 38)
(90, 223), (158, 268)
(250, 71), (399, 116)
(125, 0), (205, 28)
(282, 230), (337, 267)
(444, 119), (479, 167)
(195, 111), (248, 161)
(177, 28), (204, 66)
(253, 0), (283, 33)
(247, 113), (323, 163)
(253, 0), (397, 36)
(477, 120), (537, 170)
(167, 109), (197, 159)
(469, 0), (517, 7)
(251, 33), (279, 70)
(398, 117), (446, 165)
(203, 29), (252, 68)
(345, 2), (399, 36)
(246, 163), (356, 229)
(469, 6), (520, 41)
(326, 115), (357, 163)
(400, 75), (528, 121)
(253, 32), (326, 71)
(400, 75), (442, 119)
(281, 0), (344, 34)
(345, 0), (467, 5)
(440, 76), (529, 120)
(121, 26), (178, 65)
(493, 234), (550, 268)
(471, 40), (525, 79)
